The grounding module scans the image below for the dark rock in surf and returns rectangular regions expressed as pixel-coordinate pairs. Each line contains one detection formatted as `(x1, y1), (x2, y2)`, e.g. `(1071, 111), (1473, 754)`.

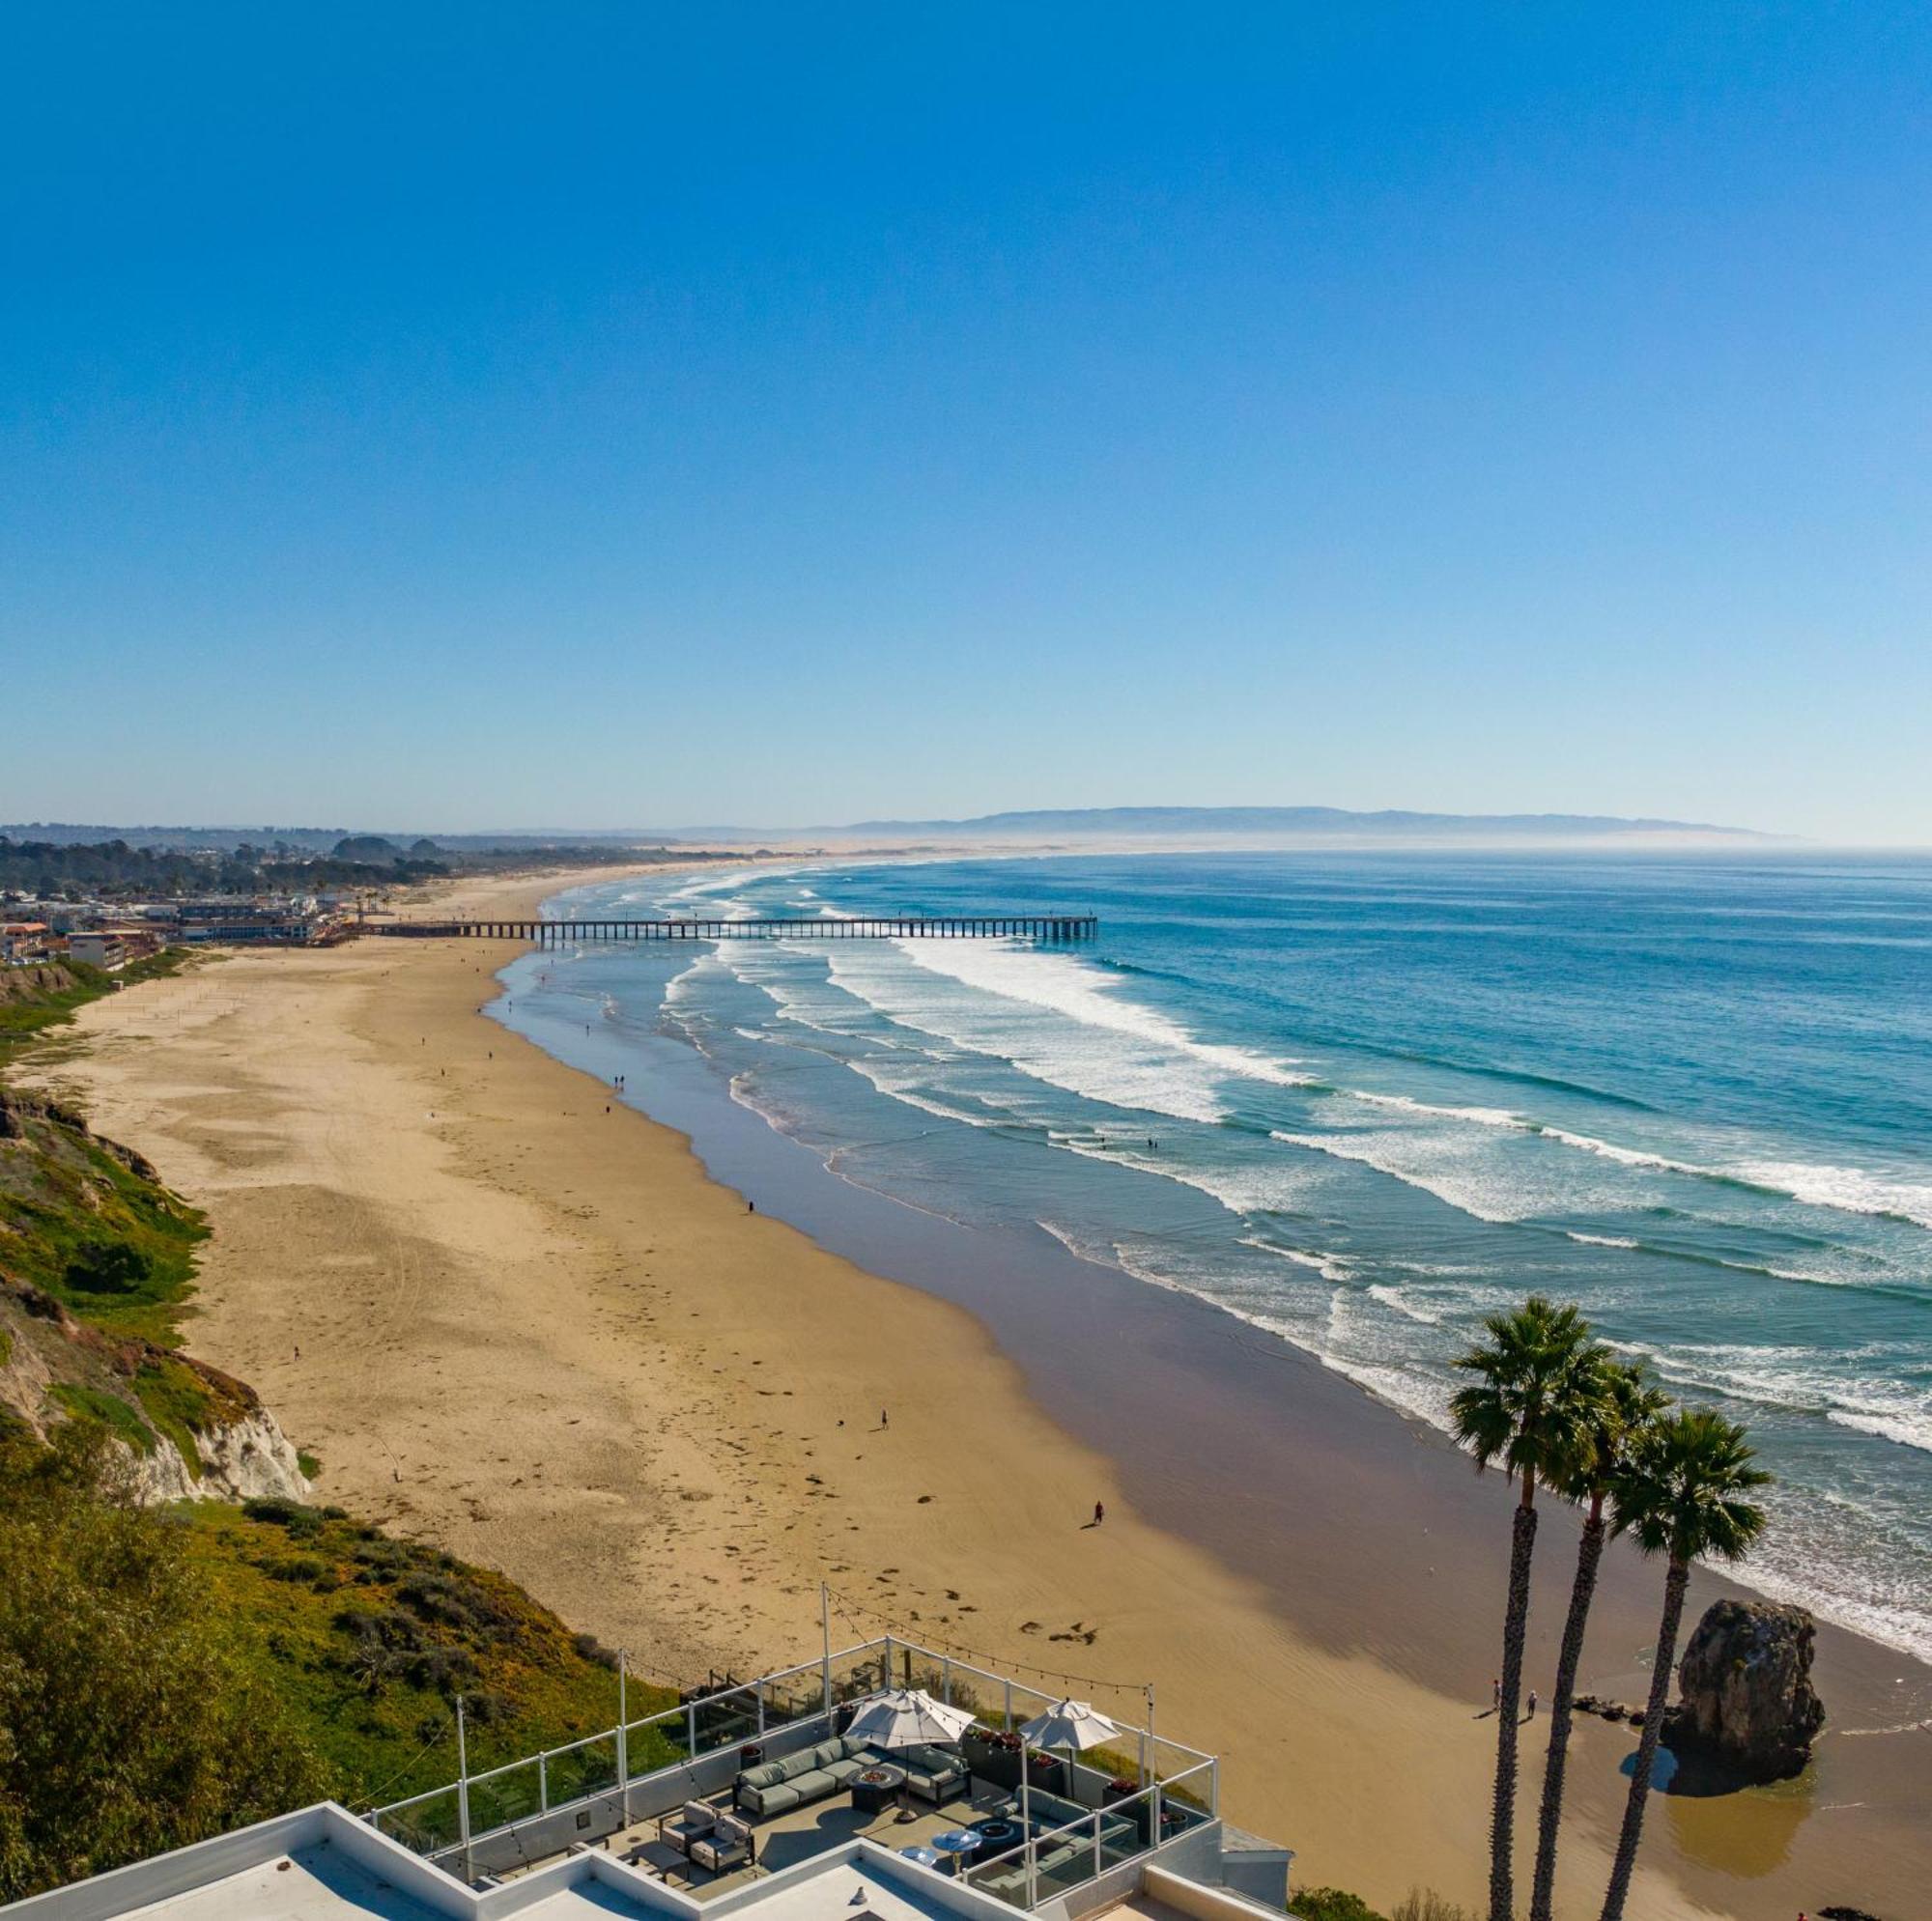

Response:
(1670, 1598), (1825, 1784)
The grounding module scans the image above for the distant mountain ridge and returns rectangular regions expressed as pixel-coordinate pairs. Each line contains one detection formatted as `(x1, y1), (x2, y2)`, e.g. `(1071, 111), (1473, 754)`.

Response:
(825, 805), (1765, 840)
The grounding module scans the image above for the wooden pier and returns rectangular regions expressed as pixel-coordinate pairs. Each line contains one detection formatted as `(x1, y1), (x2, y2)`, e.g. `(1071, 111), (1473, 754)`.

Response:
(367, 914), (1097, 944)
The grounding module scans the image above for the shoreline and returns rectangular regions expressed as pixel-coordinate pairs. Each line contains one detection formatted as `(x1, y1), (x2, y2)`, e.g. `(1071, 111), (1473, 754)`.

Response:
(21, 865), (1929, 1919)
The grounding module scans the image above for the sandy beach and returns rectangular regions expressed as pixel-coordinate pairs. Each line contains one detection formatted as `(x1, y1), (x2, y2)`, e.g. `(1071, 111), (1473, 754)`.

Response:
(22, 866), (1930, 1920)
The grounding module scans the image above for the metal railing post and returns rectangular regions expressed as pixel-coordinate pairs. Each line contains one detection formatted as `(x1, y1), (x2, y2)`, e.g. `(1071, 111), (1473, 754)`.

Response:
(618, 1651), (630, 1822)
(942, 1655), (952, 1706)
(820, 1584), (834, 1723)
(1091, 1811), (1101, 1880)
(687, 1703), (699, 1762)
(456, 1696), (472, 1885)
(539, 1751), (549, 1814)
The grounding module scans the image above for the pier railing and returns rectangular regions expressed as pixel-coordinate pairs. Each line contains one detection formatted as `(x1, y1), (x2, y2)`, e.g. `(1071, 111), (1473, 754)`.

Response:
(367, 915), (1097, 942)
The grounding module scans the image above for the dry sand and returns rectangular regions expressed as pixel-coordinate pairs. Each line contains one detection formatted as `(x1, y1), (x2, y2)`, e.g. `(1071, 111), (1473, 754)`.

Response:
(18, 869), (1866, 1919)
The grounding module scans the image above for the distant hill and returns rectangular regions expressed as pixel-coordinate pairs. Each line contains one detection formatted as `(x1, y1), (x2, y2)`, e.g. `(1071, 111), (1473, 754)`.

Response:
(497, 806), (1764, 844)
(773, 805), (1768, 843)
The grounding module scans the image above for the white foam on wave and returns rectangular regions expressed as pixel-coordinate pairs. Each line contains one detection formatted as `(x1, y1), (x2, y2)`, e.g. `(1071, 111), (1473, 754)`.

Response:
(816, 942), (1265, 1124)
(1608, 1338), (1932, 1455)
(1367, 1282), (1447, 1325)
(1827, 1408), (1932, 1455)
(1236, 1235), (1353, 1285)
(1567, 1230), (1641, 1249)
(1339, 1095), (1932, 1235)
(1735, 1159), (1932, 1231)
(1269, 1128), (1553, 1225)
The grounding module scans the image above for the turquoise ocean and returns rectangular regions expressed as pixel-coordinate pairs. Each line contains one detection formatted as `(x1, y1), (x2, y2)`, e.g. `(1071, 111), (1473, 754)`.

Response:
(495, 851), (1932, 1664)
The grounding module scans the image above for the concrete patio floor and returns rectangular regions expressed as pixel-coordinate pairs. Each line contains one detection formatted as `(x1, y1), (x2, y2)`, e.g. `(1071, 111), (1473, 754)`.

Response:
(525, 1781), (1026, 1901)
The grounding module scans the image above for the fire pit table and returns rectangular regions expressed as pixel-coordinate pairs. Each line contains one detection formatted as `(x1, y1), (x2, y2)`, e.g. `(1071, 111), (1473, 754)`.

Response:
(851, 1764), (908, 1815)
(968, 1815), (1029, 1855)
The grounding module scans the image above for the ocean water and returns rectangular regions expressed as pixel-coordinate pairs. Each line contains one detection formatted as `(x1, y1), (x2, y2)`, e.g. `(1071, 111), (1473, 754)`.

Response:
(496, 851), (1932, 1663)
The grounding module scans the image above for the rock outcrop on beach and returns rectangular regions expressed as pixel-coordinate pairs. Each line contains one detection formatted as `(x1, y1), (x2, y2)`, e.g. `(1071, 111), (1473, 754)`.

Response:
(1673, 1597), (1826, 1782)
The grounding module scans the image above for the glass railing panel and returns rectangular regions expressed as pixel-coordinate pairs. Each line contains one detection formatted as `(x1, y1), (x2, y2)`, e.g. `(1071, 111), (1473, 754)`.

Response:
(548, 1735), (618, 1805)
(378, 1788), (461, 1855)
(694, 1690), (761, 1755)
(963, 1847), (1033, 1908)
(1032, 1819), (1103, 1899)
(468, 1758), (541, 1833)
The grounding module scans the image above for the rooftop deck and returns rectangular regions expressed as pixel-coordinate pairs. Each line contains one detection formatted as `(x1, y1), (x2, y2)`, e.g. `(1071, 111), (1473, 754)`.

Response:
(368, 1635), (1227, 1913)
(1, 1643), (1291, 1921)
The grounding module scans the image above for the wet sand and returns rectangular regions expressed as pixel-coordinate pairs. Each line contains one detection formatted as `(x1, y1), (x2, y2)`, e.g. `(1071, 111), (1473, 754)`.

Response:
(24, 866), (1930, 1919)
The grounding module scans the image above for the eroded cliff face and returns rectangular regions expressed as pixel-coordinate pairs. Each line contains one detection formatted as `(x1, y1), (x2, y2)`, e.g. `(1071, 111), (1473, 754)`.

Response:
(2, 1279), (309, 1507)
(128, 1408), (312, 1506)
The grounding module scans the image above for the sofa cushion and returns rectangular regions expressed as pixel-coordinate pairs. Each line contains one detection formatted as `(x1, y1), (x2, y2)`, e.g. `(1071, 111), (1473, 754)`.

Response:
(811, 1739), (848, 1769)
(748, 1781), (802, 1815)
(679, 1800), (717, 1833)
(778, 1749), (822, 1782)
(824, 1756), (866, 1784)
(788, 1768), (837, 1799)
(738, 1762), (785, 1790)
(841, 1734), (874, 1760)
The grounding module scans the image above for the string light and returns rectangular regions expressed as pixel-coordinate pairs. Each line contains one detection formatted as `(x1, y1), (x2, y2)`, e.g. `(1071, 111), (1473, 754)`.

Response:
(822, 1583), (1151, 1701)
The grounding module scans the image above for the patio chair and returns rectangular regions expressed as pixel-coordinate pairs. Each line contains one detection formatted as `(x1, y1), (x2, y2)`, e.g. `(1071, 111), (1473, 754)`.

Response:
(690, 1812), (755, 1876)
(660, 1799), (719, 1857)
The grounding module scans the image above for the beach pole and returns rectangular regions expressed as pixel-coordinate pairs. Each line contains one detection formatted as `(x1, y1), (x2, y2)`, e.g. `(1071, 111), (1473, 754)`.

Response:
(456, 1694), (472, 1885)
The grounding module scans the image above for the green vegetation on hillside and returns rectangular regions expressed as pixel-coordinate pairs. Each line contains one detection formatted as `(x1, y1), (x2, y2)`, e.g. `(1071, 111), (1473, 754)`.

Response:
(0, 1427), (328, 1901)
(0, 1433), (677, 1901)
(172, 1496), (676, 1798)
(0, 1088), (207, 1346)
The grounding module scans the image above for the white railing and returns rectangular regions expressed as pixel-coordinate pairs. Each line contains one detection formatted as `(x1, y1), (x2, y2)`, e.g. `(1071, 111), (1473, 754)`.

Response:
(366, 1632), (1219, 1906)
(960, 1757), (1220, 1909)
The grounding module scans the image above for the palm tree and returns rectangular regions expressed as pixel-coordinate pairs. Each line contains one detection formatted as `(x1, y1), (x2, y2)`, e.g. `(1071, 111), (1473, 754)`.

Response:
(1450, 1295), (1600, 1921)
(1527, 1360), (1668, 1921)
(1599, 1410), (1770, 1921)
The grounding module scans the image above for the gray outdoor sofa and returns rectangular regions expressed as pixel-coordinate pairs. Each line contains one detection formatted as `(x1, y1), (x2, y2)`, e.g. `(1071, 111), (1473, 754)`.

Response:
(971, 1794), (1138, 1903)
(733, 1734), (969, 1817)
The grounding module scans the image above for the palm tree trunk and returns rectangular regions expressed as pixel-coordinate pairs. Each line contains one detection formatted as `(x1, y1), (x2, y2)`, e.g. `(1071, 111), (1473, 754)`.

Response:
(1490, 1490), (1539, 1921)
(1600, 1556), (1690, 1921)
(1529, 1502), (1605, 1921)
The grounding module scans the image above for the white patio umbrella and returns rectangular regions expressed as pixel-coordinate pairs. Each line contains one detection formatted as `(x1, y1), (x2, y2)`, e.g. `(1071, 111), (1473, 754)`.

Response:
(1017, 1700), (1120, 1754)
(843, 1687), (978, 1822)
(1014, 1699), (1122, 1863)
(845, 1685), (977, 1749)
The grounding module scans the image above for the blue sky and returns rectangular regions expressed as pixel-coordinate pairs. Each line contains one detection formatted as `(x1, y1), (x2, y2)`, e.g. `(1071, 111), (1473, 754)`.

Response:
(3, 4), (1927, 839)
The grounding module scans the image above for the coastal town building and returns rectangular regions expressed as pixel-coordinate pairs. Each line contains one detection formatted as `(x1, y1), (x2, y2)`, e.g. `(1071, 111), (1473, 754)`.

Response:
(1, 1634), (1292, 1921)
(1, 921), (56, 964)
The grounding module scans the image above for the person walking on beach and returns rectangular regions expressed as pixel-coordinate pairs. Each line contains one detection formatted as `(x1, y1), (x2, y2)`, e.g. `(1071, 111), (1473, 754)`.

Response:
(1492, 1677), (1500, 1713)
(1526, 1688), (1538, 1720)
(881, 1408), (889, 1429)
(1094, 1501), (1105, 1526)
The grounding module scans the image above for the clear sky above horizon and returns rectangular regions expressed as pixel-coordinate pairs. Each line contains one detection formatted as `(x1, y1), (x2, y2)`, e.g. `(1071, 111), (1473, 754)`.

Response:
(3, 5), (1928, 841)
